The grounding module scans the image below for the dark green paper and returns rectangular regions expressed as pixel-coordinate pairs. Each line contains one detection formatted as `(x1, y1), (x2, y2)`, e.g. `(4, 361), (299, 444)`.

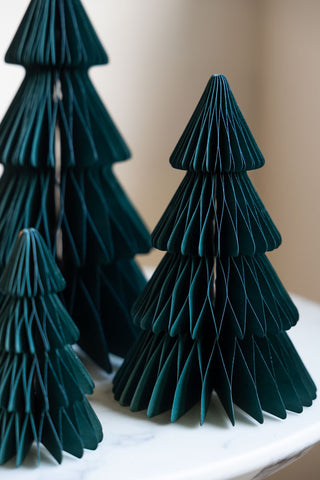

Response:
(0, 0), (151, 371)
(113, 75), (317, 424)
(0, 228), (102, 466)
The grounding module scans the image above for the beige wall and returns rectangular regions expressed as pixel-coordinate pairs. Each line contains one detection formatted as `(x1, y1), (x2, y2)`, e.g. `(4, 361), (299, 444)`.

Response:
(0, 1), (319, 478)
(256, 0), (320, 304)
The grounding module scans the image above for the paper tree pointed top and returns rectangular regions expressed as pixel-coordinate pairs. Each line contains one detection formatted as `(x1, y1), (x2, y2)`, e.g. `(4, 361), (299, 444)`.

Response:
(170, 74), (265, 173)
(0, 228), (66, 297)
(5, 0), (108, 67)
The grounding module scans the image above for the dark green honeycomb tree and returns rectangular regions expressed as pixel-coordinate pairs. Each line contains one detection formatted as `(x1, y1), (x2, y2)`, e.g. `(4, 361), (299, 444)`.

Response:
(0, 0), (151, 371)
(0, 228), (102, 466)
(113, 75), (317, 424)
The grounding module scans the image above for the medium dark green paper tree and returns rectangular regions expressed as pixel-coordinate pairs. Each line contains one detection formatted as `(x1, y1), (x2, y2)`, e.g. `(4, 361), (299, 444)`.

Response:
(0, 0), (151, 371)
(0, 228), (102, 466)
(113, 75), (317, 424)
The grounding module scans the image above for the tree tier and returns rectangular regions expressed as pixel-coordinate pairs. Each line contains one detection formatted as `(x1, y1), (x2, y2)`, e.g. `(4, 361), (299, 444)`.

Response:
(0, 397), (102, 466)
(5, 0), (108, 68)
(0, 167), (151, 270)
(152, 171), (281, 256)
(0, 342), (101, 465)
(0, 347), (94, 413)
(0, 294), (78, 353)
(132, 253), (298, 340)
(0, 70), (129, 168)
(170, 75), (264, 173)
(113, 329), (316, 425)
(0, 344), (100, 462)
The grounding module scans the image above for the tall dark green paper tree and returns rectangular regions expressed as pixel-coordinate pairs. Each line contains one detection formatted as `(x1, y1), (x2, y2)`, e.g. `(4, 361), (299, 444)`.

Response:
(113, 75), (317, 424)
(0, 0), (151, 371)
(0, 228), (102, 466)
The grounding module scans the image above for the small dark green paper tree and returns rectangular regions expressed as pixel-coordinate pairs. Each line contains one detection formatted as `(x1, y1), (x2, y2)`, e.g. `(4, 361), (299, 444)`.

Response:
(113, 75), (317, 424)
(0, 0), (151, 372)
(0, 228), (102, 466)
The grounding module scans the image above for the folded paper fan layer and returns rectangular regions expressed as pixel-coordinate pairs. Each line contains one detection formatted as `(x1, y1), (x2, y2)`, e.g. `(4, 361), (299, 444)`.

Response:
(170, 75), (265, 173)
(113, 74), (316, 423)
(0, 229), (102, 466)
(132, 253), (298, 340)
(113, 329), (316, 425)
(0, 167), (150, 271)
(0, 71), (130, 168)
(5, 0), (108, 67)
(0, 294), (78, 353)
(152, 172), (281, 256)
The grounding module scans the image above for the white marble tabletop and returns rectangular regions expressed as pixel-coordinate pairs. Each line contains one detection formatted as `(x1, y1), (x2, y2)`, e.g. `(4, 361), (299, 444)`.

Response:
(2, 294), (320, 480)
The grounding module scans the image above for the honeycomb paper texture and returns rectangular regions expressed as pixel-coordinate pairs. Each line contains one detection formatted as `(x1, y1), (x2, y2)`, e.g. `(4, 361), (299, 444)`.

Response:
(0, 228), (102, 466)
(113, 75), (317, 424)
(0, 0), (151, 372)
